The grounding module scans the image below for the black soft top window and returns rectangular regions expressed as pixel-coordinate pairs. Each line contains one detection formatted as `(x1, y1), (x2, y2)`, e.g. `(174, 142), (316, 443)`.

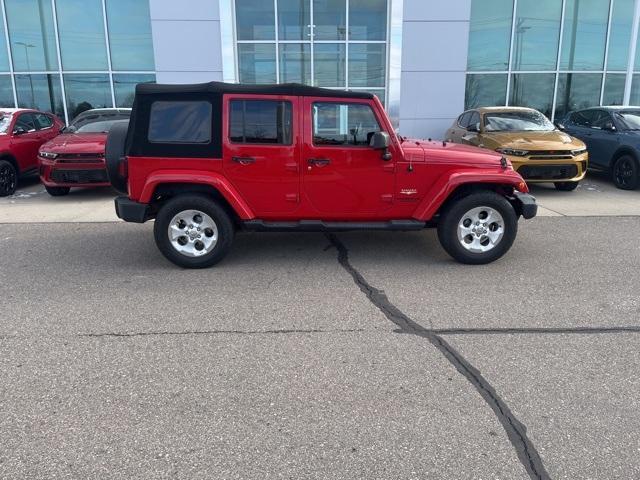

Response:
(149, 101), (212, 144)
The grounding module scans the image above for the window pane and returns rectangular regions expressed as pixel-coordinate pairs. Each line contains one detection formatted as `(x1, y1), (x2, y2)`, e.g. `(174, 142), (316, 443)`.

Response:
(5, 0), (58, 71)
(15, 74), (64, 118)
(229, 100), (292, 144)
(348, 44), (385, 88)
(313, 0), (346, 40)
(349, 0), (386, 41)
(313, 102), (380, 146)
(64, 74), (112, 120)
(555, 73), (602, 120)
(509, 73), (555, 118)
(106, 0), (155, 70)
(238, 44), (277, 84)
(16, 113), (37, 131)
(464, 74), (507, 109)
(0, 17), (9, 71)
(630, 75), (640, 104)
(279, 43), (311, 83)
(277, 0), (310, 40)
(113, 74), (155, 108)
(609, 0), (634, 71)
(33, 112), (53, 128)
(0, 76), (14, 107)
(603, 74), (625, 106)
(512, 0), (561, 71)
(314, 43), (346, 87)
(467, 0), (513, 71)
(149, 101), (212, 143)
(56, 0), (108, 70)
(235, 0), (275, 40)
(560, 0), (608, 71)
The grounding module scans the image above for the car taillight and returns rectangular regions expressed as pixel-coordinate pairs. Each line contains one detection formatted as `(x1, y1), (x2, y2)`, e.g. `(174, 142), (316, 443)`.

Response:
(517, 181), (528, 193)
(117, 157), (128, 178)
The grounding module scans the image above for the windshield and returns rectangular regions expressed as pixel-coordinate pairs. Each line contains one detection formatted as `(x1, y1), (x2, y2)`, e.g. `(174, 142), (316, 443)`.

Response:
(484, 111), (555, 132)
(0, 113), (13, 134)
(68, 112), (130, 133)
(75, 119), (128, 133)
(614, 111), (640, 130)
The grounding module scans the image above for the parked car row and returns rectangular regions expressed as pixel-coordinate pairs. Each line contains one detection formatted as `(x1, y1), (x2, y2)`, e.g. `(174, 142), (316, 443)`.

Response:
(0, 107), (130, 197)
(445, 106), (640, 191)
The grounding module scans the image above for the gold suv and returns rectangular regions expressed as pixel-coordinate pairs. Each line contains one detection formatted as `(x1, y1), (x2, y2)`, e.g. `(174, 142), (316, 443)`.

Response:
(445, 107), (588, 191)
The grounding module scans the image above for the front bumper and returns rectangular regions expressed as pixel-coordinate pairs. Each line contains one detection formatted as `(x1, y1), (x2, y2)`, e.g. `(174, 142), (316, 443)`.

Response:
(39, 157), (110, 188)
(512, 192), (538, 219)
(115, 196), (150, 223)
(507, 152), (588, 183)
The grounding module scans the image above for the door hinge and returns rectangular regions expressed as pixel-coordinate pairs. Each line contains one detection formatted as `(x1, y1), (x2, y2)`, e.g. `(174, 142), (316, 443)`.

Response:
(286, 193), (299, 202)
(381, 194), (393, 203)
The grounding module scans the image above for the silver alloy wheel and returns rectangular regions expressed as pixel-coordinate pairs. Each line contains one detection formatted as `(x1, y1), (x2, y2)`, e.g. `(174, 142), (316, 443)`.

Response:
(457, 206), (505, 253)
(167, 209), (219, 257)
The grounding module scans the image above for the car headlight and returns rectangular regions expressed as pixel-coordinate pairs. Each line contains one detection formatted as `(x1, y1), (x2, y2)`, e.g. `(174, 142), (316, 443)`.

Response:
(571, 147), (587, 155)
(496, 148), (529, 157)
(39, 151), (58, 159)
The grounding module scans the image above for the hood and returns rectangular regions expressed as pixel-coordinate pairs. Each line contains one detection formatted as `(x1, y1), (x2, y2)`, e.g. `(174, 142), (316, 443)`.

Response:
(400, 137), (504, 166)
(480, 130), (584, 150)
(40, 132), (107, 154)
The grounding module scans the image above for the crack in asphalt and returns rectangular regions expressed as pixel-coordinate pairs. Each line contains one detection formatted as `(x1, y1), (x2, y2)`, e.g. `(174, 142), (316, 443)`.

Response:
(77, 328), (368, 338)
(325, 233), (550, 480)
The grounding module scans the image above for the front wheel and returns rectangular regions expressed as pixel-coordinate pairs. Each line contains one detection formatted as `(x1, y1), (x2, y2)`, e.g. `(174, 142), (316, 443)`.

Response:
(612, 155), (639, 190)
(0, 160), (17, 197)
(153, 195), (234, 268)
(45, 186), (71, 196)
(437, 191), (518, 265)
(554, 181), (579, 191)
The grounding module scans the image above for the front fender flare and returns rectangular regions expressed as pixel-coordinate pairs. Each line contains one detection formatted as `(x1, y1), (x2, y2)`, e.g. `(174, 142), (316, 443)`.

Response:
(139, 170), (255, 220)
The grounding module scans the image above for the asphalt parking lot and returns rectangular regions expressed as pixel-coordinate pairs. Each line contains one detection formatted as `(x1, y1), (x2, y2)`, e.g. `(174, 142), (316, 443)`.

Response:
(1, 174), (639, 479)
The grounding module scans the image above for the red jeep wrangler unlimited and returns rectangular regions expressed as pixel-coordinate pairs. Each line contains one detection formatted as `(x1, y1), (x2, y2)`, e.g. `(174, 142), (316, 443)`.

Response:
(106, 82), (536, 268)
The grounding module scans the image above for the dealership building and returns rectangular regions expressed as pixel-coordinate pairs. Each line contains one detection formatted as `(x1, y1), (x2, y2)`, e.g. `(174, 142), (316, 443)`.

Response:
(2, 0), (640, 138)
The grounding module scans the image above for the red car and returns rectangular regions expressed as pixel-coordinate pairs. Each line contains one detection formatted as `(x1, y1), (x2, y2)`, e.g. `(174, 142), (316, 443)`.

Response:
(0, 108), (64, 197)
(106, 82), (537, 268)
(38, 108), (131, 196)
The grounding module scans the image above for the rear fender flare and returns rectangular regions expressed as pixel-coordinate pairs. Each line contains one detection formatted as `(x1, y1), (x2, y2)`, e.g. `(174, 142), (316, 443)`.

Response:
(413, 169), (524, 221)
(140, 171), (254, 220)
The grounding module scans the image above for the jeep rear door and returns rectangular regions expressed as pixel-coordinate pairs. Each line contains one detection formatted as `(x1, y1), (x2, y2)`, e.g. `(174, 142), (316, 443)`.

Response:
(223, 95), (300, 216)
(301, 98), (395, 219)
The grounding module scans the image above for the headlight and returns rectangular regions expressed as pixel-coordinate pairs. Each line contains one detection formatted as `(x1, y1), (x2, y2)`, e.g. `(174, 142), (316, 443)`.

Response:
(571, 147), (587, 155)
(39, 151), (58, 159)
(496, 148), (529, 157)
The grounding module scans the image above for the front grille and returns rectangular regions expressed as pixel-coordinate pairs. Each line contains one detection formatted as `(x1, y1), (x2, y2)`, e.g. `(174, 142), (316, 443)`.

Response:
(527, 150), (574, 160)
(518, 164), (578, 180)
(57, 153), (104, 164)
(50, 169), (108, 184)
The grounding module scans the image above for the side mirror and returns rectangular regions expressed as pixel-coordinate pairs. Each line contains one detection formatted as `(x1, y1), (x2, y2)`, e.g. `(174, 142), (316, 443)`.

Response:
(370, 131), (390, 149)
(555, 122), (566, 131)
(13, 126), (27, 136)
(603, 121), (616, 132)
(369, 131), (392, 161)
(467, 123), (480, 133)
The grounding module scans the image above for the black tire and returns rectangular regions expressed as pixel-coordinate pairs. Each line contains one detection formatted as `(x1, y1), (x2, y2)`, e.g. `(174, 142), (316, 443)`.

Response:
(45, 185), (71, 196)
(105, 121), (129, 194)
(153, 194), (234, 268)
(612, 155), (639, 190)
(437, 191), (518, 265)
(0, 159), (17, 197)
(554, 181), (579, 191)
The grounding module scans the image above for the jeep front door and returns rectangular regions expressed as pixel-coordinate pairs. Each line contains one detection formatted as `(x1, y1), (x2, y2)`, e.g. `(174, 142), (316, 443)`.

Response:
(302, 98), (395, 218)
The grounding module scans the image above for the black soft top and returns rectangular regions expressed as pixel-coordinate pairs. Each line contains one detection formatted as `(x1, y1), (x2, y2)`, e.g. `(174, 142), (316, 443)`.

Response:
(136, 81), (374, 99)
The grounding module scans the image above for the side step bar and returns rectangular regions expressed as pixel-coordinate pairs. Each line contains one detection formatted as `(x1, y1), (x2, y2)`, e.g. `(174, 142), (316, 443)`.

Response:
(242, 219), (427, 232)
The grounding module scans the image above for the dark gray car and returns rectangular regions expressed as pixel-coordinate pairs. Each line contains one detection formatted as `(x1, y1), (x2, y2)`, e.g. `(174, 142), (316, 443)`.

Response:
(559, 107), (640, 190)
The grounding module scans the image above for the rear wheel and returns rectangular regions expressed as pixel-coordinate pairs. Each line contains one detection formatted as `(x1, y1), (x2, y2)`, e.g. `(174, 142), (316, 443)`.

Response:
(153, 195), (234, 268)
(45, 185), (70, 196)
(612, 155), (639, 190)
(437, 191), (518, 265)
(554, 181), (579, 191)
(0, 160), (17, 197)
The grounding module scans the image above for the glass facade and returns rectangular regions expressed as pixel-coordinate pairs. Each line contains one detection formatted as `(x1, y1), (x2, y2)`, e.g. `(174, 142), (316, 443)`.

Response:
(466, 0), (640, 120)
(233, 0), (389, 105)
(0, 0), (155, 123)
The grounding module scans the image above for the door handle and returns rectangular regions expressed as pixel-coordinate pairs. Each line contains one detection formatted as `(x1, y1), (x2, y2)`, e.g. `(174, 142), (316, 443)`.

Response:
(232, 156), (256, 165)
(308, 158), (330, 167)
